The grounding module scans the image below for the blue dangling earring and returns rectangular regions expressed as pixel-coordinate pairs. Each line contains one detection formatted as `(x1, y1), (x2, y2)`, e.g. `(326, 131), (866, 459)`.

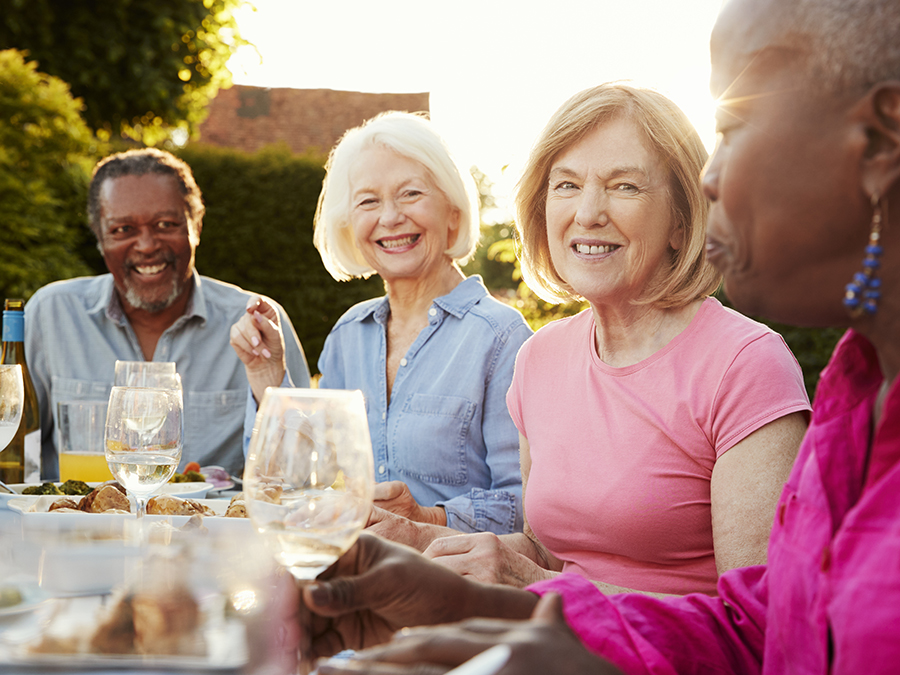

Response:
(844, 194), (885, 317)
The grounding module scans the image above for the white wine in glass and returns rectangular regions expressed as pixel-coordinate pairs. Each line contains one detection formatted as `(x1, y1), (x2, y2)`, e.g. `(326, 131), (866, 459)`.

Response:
(244, 388), (375, 581)
(105, 386), (183, 518)
(0, 365), (24, 470)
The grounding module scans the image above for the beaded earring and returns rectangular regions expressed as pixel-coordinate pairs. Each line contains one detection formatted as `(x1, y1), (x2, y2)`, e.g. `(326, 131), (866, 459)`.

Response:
(843, 194), (885, 317)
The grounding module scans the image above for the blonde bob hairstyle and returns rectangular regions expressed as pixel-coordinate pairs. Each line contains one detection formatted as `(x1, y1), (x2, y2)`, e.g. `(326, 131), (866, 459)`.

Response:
(515, 83), (721, 307)
(314, 111), (481, 281)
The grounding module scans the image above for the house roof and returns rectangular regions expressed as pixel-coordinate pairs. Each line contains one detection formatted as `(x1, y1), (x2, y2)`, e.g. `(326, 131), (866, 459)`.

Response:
(197, 84), (430, 156)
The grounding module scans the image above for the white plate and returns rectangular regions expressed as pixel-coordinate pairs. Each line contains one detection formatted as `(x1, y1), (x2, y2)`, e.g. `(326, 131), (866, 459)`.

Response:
(0, 481), (213, 509)
(2, 594), (248, 670)
(8, 496), (229, 517)
(0, 583), (50, 619)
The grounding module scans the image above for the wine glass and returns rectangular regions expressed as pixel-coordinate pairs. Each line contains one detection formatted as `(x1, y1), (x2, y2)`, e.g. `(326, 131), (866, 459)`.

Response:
(0, 365), (24, 484)
(114, 360), (178, 388)
(244, 388), (374, 672)
(105, 386), (183, 518)
(244, 388), (374, 580)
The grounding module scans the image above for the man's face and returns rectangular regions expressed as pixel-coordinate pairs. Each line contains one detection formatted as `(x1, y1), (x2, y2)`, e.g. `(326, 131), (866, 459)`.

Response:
(98, 173), (198, 314)
(702, 0), (870, 326)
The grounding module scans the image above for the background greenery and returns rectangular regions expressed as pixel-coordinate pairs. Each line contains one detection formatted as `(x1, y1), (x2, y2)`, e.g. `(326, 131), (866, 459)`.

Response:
(0, 48), (843, 396)
(0, 0), (245, 145)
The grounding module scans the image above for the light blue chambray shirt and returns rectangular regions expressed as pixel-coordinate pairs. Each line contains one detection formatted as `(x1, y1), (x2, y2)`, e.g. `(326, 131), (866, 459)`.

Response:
(318, 276), (531, 534)
(26, 271), (310, 479)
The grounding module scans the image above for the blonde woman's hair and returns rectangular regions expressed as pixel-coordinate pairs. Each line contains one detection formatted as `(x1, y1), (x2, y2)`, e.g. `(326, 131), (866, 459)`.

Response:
(314, 111), (480, 281)
(515, 83), (720, 306)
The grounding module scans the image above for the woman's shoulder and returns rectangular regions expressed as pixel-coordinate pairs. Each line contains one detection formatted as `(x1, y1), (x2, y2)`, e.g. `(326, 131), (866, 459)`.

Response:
(691, 297), (782, 348)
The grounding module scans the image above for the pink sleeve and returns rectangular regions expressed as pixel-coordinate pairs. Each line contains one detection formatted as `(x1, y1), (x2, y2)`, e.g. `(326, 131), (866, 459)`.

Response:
(528, 566), (768, 675)
(711, 333), (811, 456)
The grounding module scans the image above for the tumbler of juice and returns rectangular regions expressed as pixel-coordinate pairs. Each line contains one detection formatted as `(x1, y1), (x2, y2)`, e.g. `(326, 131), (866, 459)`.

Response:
(57, 400), (114, 482)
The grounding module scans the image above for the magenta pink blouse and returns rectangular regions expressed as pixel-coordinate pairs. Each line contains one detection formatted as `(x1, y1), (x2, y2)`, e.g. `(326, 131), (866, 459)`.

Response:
(529, 330), (900, 673)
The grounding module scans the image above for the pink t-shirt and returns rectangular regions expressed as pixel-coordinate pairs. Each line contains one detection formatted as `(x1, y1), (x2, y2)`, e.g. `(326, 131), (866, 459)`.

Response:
(507, 297), (810, 595)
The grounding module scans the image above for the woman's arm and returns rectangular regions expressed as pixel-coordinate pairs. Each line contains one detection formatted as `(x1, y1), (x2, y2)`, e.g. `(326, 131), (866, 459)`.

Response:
(710, 411), (807, 572)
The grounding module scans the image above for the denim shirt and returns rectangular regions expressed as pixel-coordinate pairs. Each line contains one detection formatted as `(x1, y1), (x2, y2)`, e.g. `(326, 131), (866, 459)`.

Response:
(25, 271), (310, 479)
(319, 276), (530, 534)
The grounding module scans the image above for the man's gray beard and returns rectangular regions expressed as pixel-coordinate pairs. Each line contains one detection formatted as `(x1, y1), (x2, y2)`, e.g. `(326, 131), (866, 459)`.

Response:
(124, 277), (183, 313)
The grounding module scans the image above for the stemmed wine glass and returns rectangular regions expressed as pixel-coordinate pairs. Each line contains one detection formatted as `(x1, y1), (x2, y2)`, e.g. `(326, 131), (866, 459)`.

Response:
(0, 365), (24, 483)
(105, 386), (183, 518)
(114, 360), (178, 387)
(244, 388), (374, 672)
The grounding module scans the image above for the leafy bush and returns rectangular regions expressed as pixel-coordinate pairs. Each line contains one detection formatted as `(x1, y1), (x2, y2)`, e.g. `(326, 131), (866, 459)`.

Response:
(0, 49), (101, 303)
(176, 143), (383, 372)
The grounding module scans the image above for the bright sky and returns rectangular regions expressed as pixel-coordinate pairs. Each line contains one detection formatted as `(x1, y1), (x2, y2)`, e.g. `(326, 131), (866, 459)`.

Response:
(227, 0), (724, 218)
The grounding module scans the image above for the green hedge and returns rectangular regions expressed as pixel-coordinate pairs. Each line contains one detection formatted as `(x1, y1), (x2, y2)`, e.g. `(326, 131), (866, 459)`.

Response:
(176, 143), (383, 373)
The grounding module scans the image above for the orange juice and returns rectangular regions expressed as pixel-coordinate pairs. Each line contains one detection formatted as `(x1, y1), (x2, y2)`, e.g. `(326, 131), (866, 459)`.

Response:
(59, 452), (114, 482)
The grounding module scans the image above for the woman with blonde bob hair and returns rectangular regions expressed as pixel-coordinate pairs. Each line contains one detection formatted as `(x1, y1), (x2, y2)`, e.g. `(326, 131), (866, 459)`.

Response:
(233, 111), (531, 546)
(424, 83), (811, 597)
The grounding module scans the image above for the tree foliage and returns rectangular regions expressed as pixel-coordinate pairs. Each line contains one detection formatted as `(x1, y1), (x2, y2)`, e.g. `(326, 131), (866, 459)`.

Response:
(0, 49), (100, 302)
(0, 0), (246, 146)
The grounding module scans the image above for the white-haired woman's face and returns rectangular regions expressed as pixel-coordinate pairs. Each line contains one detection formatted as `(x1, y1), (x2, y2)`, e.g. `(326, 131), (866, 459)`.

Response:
(349, 145), (460, 285)
(545, 117), (680, 307)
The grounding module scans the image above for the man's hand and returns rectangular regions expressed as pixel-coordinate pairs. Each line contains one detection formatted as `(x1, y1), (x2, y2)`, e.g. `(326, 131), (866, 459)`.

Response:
(424, 532), (555, 588)
(374, 481), (447, 526)
(314, 592), (624, 675)
(303, 534), (538, 661)
(229, 295), (286, 402)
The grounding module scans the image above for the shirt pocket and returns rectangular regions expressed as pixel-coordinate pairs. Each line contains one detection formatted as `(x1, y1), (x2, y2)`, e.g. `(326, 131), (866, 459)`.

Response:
(392, 393), (475, 486)
(51, 377), (112, 418)
(183, 389), (247, 469)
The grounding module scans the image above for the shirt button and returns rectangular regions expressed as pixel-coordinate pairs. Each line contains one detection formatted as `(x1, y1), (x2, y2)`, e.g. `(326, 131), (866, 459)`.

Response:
(378, 465), (386, 475)
(382, 412), (386, 420)
(429, 308), (437, 316)
(399, 358), (408, 366)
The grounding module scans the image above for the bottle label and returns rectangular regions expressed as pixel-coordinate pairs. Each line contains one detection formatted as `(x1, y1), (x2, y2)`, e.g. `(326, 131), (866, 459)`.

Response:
(2, 311), (25, 342)
(24, 429), (41, 483)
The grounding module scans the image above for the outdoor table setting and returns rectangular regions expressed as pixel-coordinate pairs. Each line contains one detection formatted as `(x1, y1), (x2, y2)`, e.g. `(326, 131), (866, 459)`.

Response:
(1, 363), (376, 674)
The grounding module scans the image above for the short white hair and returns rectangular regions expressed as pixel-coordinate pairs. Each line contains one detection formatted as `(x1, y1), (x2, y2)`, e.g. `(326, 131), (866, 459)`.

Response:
(314, 111), (481, 281)
(773, 0), (900, 94)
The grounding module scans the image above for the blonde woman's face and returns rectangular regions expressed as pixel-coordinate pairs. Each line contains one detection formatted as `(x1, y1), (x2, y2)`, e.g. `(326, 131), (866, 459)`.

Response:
(545, 118), (679, 307)
(348, 146), (460, 285)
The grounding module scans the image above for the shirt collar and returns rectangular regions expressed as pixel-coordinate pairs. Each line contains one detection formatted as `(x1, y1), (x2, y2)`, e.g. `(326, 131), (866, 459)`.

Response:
(361, 275), (489, 325)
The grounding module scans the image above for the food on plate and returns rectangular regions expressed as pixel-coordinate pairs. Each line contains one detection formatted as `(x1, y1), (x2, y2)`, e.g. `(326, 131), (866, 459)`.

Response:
(258, 485), (283, 504)
(86, 586), (205, 656)
(169, 469), (205, 483)
(0, 585), (23, 609)
(183, 461), (201, 474)
(48, 497), (79, 512)
(22, 482), (64, 496)
(146, 494), (213, 516)
(59, 479), (93, 495)
(200, 465), (233, 488)
(82, 485), (131, 513)
(224, 493), (247, 518)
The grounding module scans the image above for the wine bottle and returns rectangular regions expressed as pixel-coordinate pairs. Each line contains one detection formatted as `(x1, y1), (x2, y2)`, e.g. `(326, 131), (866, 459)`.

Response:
(1, 299), (41, 483)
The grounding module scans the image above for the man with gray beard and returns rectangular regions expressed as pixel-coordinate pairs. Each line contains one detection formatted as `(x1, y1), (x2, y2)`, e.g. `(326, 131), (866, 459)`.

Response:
(25, 148), (310, 479)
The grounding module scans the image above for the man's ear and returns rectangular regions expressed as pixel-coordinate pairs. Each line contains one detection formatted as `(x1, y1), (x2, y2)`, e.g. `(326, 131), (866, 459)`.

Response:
(860, 82), (900, 199)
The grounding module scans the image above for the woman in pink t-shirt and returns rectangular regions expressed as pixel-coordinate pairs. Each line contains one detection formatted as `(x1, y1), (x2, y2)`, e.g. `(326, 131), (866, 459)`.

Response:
(424, 84), (811, 596)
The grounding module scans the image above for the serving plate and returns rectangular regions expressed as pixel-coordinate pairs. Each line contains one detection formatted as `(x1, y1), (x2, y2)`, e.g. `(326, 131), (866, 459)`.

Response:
(1, 594), (249, 671)
(0, 481), (214, 510)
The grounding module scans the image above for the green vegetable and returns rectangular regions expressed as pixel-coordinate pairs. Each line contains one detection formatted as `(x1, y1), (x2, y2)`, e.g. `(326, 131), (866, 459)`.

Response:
(21, 483), (63, 495)
(170, 470), (205, 483)
(59, 480), (92, 496)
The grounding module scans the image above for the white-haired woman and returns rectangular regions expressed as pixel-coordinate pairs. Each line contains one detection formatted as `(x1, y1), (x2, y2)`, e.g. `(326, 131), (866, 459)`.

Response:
(231, 112), (531, 542)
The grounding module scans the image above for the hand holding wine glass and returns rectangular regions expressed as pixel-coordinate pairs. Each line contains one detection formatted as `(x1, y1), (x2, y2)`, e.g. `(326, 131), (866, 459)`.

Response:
(105, 386), (183, 518)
